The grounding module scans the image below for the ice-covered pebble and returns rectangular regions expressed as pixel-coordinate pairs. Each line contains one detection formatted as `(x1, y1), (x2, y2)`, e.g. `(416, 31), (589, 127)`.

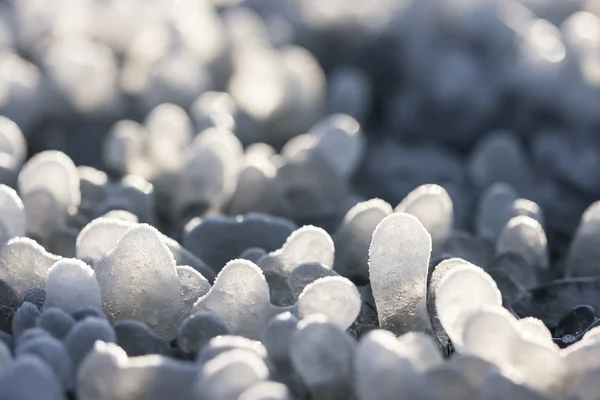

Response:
(0, 185), (25, 239)
(177, 266), (211, 320)
(288, 262), (338, 301)
(44, 258), (102, 314)
(239, 381), (294, 400)
(0, 279), (18, 309)
(0, 354), (63, 400)
(11, 301), (39, 338)
(114, 320), (169, 357)
(36, 307), (76, 340)
(65, 317), (116, 370)
(177, 312), (230, 354)
(262, 312), (298, 368)
(567, 201), (600, 277)
(496, 216), (549, 269)
(16, 335), (73, 389)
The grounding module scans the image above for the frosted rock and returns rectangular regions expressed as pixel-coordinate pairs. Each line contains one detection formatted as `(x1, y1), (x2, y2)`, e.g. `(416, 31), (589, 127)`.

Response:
(36, 307), (76, 340)
(396, 184), (454, 247)
(435, 264), (502, 350)
(0, 116), (26, 166)
(0, 341), (10, 375)
(0, 279), (18, 309)
(44, 258), (102, 314)
(447, 354), (497, 389)
(77, 342), (128, 400)
(177, 312), (230, 354)
(567, 201), (600, 277)
(288, 262), (339, 301)
(183, 213), (296, 273)
(21, 190), (64, 240)
(240, 248), (268, 264)
(0, 237), (61, 298)
(177, 266), (211, 320)
(355, 329), (435, 400)
(518, 317), (554, 346)
(193, 259), (271, 339)
(11, 301), (39, 338)
(239, 381), (294, 400)
(65, 317), (116, 370)
(18, 150), (81, 214)
(291, 315), (355, 400)
(93, 224), (182, 341)
(309, 114), (365, 178)
(0, 354), (63, 400)
(114, 320), (169, 357)
(435, 230), (494, 268)
(23, 286), (46, 309)
(196, 349), (270, 400)
(477, 371), (550, 400)
(197, 336), (268, 366)
(486, 253), (538, 290)
(0, 185), (24, 239)
(425, 366), (476, 400)
(262, 312), (298, 367)
(16, 335), (73, 389)
(297, 276), (361, 330)
(476, 182), (519, 242)
(333, 198), (392, 280)
(369, 213), (433, 335)
(496, 216), (549, 269)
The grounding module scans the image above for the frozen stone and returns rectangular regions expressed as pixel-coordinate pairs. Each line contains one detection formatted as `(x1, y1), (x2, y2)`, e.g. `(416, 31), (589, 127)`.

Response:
(477, 371), (550, 400)
(65, 317), (116, 370)
(288, 262), (339, 301)
(177, 266), (211, 320)
(11, 301), (39, 338)
(93, 224), (182, 341)
(0, 237), (61, 298)
(297, 276), (361, 330)
(196, 336), (268, 366)
(36, 307), (76, 340)
(262, 312), (298, 368)
(0, 185), (25, 239)
(291, 315), (356, 400)
(114, 320), (169, 357)
(0, 116), (26, 167)
(425, 366), (476, 400)
(567, 201), (600, 277)
(476, 182), (519, 242)
(16, 335), (73, 389)
(333, 198), (392, 281)
(177, 312), (230, 354)
(0, 354), (63, 400)
(396, 184), (454, 247)
(193, 259), (270, 340)
(496, 216), (549, 269)
(239, 248), (268, 264)
(44, 258), (102, 314)
(23, 286), (46, 309)
(369, 213), (433, 335)
(0, 279), (18, 309)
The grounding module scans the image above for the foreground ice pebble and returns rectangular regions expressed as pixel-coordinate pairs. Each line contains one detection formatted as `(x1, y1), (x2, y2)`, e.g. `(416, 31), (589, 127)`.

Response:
(177, 312), (230, 354)
(0, 354), (63, 400)
(0, 184), (25, 241)
(16, 333), (73, 389)
(0, 237), (61, 299)
(355, 330), (438, 400)
(395, 184), (454, 248)
(262, 312), (298, 369)
(368, 213), (432, 335)
(78, 341), (199, 400)
(238, 381), (294, 400)
(566, 201), (600, 277)
(193, 259), (271, 340)
(196, 349), (270, 400)
(435, 264), (502, 351)
(65, 317), (116, 371)
(496, 216), (549, 269)
(93, 224), (182, 341)
(290, 315), (356, 400)
(333, 198), (392, 281)
(44, 258), (102, 314)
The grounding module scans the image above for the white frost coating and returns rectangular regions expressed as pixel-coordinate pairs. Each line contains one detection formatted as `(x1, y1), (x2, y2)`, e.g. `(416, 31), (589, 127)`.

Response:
(497, 216), (549, 269)
(193, 259), (271, 340)
(18, 150), (81, 211)
(395, 184), (453, 247)
(368, 213), (432, 335)
(0, 184), (25, 238)
(177, 265), (211, 320)
(435, 265), (502, 351)
(0, 116), (26, 166)
(258, 225), (334, 277)
(567, 201), (600, 277)
(44, 258), (102, 314)
(0, 237), (61, 298)
(518, 317), (554, 346)
(333, 198), (392, 280)
(76, 217), (135, 262)
(297, 276), (361, 330)
(93, 224), (181, 341)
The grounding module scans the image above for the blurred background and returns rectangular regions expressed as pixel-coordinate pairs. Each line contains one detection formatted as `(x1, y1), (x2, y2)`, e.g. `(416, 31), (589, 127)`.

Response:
(0, 0), (599, 259)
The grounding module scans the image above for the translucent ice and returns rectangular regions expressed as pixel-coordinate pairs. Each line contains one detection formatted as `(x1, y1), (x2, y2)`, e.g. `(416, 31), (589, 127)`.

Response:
(196, 335), (269, 366)
(93, 224), (182, 341)
(0, 237), (61, 299)
(369, 213), (433, 335)
(297, 276), (361, 330)
(333, 198), (392, 281)
(193, 259), (271, 339)
(395, 184), (454, 247)
(177, 312), (230, 354)
(435, 264), (502, 350)
(496, 216), (549, 269)
(177, 266), (211, 320)
(44, 258), (102, 314)
(0, 185), (25, 239)
(290, 315), (356, 400)
(567, 201), (600, 277)
(0, 354), (63, 400)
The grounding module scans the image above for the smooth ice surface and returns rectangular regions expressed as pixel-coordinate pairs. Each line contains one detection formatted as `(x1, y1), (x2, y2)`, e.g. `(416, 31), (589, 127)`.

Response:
(297, 276), (361, 329)
(395, 184), (454, 247)
(0, 237), (61, 298)
(44, 258), (102, 314)
(197, 349), (270, 400)
(0, 354), (63, 400)
(288, 262), (339, 300)
(93, 224), (182, 341)
(435, 264), (502, 350)
(262, 312), (298, 367)
(290, 315), (356, 400)
(333, 198), (392, 280)
(369, 212), (433, 335)
(177, 312), (230, 354)
(567, 201), (600, 277)
(496, 216), (549, 269)
(476, 182), (519, 242)
(0, 184), (25, 239)
(193, 259), (271, 339)
(177, 266), (211, 320)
